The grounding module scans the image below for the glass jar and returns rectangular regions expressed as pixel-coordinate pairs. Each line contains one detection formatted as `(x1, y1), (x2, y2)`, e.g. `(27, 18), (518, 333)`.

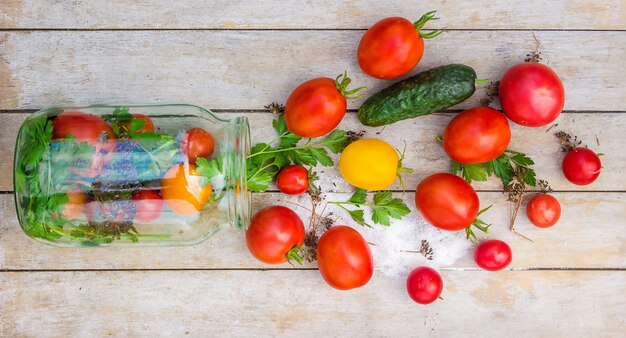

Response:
(13, 104), (250, 246)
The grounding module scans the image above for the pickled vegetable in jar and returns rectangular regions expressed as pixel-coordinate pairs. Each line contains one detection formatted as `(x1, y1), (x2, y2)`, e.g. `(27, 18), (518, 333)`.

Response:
(13, 104), (250, 246)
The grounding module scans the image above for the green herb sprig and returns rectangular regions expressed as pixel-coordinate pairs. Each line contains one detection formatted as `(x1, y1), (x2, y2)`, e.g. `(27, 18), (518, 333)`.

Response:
(328, 188), (411, 227)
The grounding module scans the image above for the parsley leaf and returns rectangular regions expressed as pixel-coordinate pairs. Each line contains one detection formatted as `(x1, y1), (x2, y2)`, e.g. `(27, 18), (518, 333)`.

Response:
(196, 157), (221, 181)
(348, 188), (367, 204)
(348, 209), (372, 228)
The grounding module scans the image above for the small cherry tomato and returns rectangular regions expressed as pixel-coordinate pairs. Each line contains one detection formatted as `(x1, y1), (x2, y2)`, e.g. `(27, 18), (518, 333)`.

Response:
(61, 189), (88, 220)
(180, 128), (216, 164)
(526, 194), (561, 228)
(276, 165), (309, 195)
(132, 189), (164, 222)
(499, 63), (565, 127)
(406, 266), (443, 305)
(562, 148), (602, 185)
(358, 12), (441, 79)
(317, 226), (373, 290)
(474, 240), (513, 271)
(161, 163), (212, 215)
(443, 107), (511, 164)
(52, 111), (115, 145)
(415, 173), (479, 231)
(246, 206), (305, 265)
(122, 114), (155, 134)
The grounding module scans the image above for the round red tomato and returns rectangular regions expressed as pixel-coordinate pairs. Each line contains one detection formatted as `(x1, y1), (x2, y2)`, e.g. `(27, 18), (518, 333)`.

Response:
(443, 107), (511, 164)
(180, 128), (216, 164)
(284, 77), (348, 138)
(499, 63), (565, 127)
(161, 163), (212, 215)
(52, 111), (115, 144)
(406, 266), (443, 305)
(246, 206), (305, 265)
(358, 12), (441, 79)
(562, 148), (601, 185)
(276, 165), (309, 195)
(526, 194), (561, 228)
(122, 114), (154, 134)
(415, 173), (479, 231)
(474, 240), (512, 271)
(132, 189), (163, 222)
(317, 226), (373, 290)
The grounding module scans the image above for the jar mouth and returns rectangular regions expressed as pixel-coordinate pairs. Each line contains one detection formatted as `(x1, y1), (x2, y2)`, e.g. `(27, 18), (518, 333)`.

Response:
(225, 116), (251, 230)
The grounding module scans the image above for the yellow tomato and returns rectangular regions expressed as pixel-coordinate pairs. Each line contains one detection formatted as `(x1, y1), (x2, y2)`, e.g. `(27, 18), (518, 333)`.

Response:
(339, 138), (399, 190)
(161, 163), (213, 215)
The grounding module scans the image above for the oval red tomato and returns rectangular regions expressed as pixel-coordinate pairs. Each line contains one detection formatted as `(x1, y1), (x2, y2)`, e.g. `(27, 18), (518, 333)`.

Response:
(474, 240), (513, 271)
(52, 111), (115, 144)
(526, 194), (561, 228)
(246, 206), (305, 264)
(317, 226), (373, 290)
(180, 128), (216, 164)
(415, 173), (479, 231)
(284, 77), (348, 138)
(132, 189), (164, 222)
(562, 148), (602, 185)
(443, 107), (511, 164)
(406, 266), (443, 305)
(276, 165), (309, 195)
(122, 114), (155, 134)
(358, 12), (441, 79)
(499, 63), (565, 127)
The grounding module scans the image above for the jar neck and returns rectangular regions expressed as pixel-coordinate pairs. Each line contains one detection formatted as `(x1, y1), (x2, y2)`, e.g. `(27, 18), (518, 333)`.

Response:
(223, 116), (251, 229)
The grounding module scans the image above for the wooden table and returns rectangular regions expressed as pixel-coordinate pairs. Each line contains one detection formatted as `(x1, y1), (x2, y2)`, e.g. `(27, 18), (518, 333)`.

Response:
(1, 1), (625, 336)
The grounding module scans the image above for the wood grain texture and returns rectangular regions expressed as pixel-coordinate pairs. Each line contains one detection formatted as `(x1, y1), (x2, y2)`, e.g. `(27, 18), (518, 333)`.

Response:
(2, 191), (625, 270)
(1, 270), (625, 337)
(0, 30), (624, 110)
(2, 112), (623, 192)
(0, 0), (624, 30)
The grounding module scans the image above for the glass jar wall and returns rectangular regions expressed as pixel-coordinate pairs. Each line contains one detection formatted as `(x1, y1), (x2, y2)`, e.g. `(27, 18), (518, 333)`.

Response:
(13, 104), (250, 246)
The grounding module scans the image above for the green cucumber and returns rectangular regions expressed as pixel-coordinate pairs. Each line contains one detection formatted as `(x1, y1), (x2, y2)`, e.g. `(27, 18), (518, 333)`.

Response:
(358, 64), (477, 127)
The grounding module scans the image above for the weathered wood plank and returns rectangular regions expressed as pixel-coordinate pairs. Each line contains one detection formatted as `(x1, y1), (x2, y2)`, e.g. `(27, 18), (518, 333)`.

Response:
(1, 270), (624, 337)
(0, 0), (624, 30)
(2, 112), (623, 192)
(0, 31), (624, 110)
(2, 191), (624, 270)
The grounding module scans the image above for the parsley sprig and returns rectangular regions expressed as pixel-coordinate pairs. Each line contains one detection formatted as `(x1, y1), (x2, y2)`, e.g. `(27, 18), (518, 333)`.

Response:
(328, 188), (411, 227)
(452, 149), (536, 187)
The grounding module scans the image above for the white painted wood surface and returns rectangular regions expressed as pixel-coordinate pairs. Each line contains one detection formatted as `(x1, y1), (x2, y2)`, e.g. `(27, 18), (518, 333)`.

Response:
(1, 1), (625, 336)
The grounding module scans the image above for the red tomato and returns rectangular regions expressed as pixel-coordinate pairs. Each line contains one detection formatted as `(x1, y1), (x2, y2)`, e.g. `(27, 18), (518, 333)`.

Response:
(52, 111), (115, 144)
(276, 165), (309, 195)
(317, 226), (373, 290)
(180, 128), (216, 164)
(246, 206), (305, 264)
(358, 12), (441, 79)
(499, 63), (565, 127)
(526, 194), (561, 228)
(474, 240), (512, 271)
(562, 148), (602, 185)
(122, 114), (154, 134)
(406, 266), (443, 305)
(161, 164), (212, 215)
(132, 189), (164, 222)
(284, 77), (347, 138)
(415, 173), (479, 231)
(61, 189), (88, 220)
(443, 107), (511, 164)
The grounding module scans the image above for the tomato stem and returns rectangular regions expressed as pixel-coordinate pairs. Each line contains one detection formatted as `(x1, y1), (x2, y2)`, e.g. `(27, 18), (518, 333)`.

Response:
(413, 11), (443, 39)
(335, 71), (366, 99)
(395, 140), (414, 192)
(475, 79), (489, 85)
(286, 245), (305, 266)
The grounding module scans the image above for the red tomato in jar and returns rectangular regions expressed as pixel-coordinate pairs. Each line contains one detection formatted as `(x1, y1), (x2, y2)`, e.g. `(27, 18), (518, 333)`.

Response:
(562, 148), (602, 185)
(275, 165), (309, 195)
(317, 226), (373, 290)
(132, 189), (164, 222)
(246, 206), (305, 264)
(415, 173), (479, 231)
(161, 164), (213, 215)
(61, 189), (88, 220)
(122, 114), (155, 134)
(358, 12), (441, 79)
(284, 75), (359, 138)
(443, 107), (511, 164)
(474, 240), (512, 271)
(526, 194), (561, 228)
(52, 111), (115, 144)
(499, 63), (565, 127)
(180, 128), (215, 164)
(406, 266), (443, 305)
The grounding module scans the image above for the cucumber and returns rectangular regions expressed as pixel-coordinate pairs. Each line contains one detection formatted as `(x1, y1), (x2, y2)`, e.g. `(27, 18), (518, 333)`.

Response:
(358, 64), (477, 127)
